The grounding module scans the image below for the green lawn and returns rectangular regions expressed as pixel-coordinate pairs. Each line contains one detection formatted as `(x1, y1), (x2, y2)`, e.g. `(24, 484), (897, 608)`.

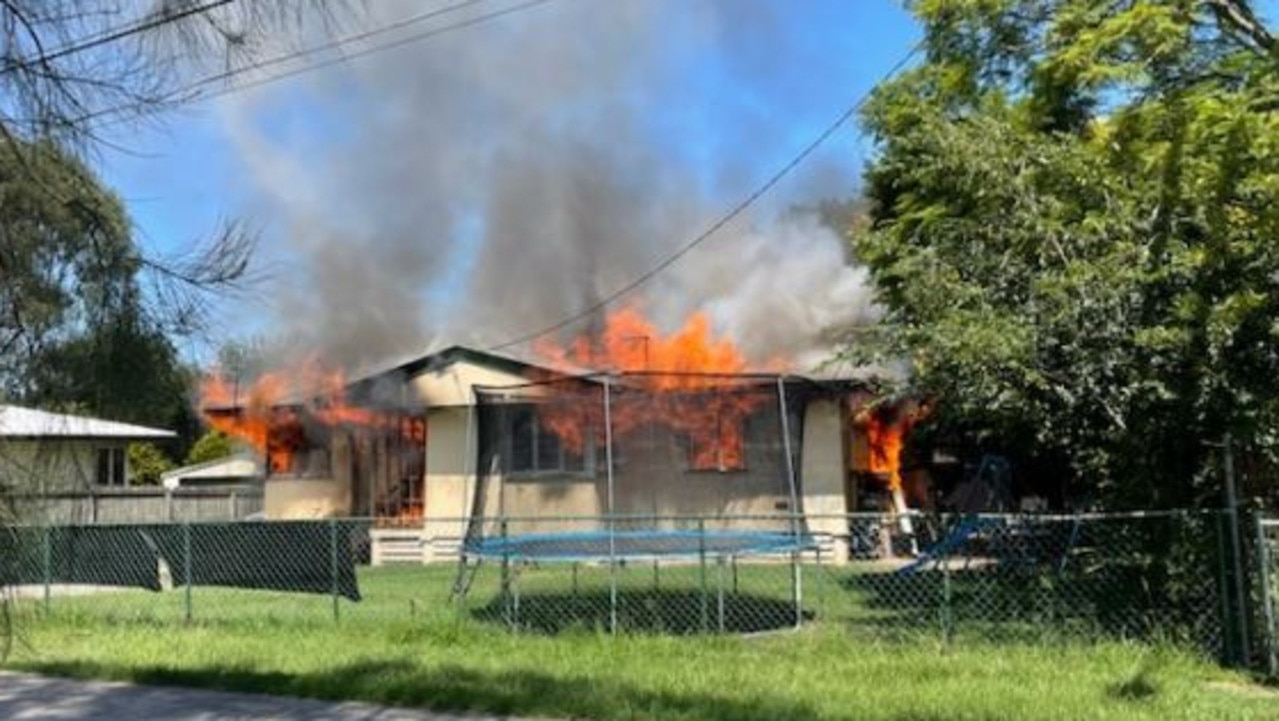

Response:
(5, 563), (1276, 721)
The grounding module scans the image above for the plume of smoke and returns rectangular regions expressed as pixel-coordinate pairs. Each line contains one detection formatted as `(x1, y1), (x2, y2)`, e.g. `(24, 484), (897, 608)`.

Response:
(219, 0), (877, 373)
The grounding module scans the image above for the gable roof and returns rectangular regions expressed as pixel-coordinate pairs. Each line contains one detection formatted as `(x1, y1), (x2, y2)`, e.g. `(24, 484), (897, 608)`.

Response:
(161, 454), (261, 485)
(352, 345), (553, 384)
(0, 405), (175, 441)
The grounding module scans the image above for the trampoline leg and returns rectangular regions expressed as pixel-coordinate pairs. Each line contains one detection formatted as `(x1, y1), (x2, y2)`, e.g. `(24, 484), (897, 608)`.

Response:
(653, 559), (659, 591)
(572, 563), (579, 598)
(732, 556), (739, 595)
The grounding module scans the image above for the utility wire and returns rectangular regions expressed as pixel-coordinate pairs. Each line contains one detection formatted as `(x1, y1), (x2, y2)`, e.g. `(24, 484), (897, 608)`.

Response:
(80, 0), (553, 126)
(486, 43), (923, 353)
(184, 0), (500, 98)
(0, 0), (236, 75)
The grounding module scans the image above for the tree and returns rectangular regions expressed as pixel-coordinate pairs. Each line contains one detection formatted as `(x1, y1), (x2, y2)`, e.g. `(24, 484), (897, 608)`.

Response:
(850, 0), (1279, 508)
(127, 443), (175, 485)
(185, 429), (236, 466)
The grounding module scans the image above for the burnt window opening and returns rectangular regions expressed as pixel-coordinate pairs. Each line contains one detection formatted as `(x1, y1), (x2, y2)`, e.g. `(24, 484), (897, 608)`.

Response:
(267, 409), (332, 479)
(503, 406), (592, 476)
(684, 414), (748, 473)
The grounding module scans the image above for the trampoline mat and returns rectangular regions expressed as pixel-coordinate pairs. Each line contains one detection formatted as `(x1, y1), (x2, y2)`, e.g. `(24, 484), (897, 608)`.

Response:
(464, 529), (815, 561)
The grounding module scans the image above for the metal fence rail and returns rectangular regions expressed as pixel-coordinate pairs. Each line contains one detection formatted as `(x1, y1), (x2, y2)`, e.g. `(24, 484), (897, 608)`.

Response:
(0, 511), (1240, 662)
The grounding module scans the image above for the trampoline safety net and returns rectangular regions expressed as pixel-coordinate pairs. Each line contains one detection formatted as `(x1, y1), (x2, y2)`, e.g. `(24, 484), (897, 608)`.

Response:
(464, 372), (813, 561)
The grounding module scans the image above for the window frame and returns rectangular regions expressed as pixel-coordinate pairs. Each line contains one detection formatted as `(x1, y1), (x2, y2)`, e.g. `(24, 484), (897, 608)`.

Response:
(501, 405), (596, 478)
(95, 446), (127, 486)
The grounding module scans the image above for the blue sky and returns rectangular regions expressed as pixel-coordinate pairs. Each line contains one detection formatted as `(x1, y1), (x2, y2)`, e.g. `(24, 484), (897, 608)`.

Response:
(92, 0), (920, 366)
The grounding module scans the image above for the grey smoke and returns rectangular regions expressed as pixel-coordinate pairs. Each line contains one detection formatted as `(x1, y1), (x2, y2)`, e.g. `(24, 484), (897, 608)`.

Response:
(220, 0), (879, 373)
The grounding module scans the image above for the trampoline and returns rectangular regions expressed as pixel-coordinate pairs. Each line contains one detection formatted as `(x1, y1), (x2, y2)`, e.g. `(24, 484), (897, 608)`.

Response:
(466, 529), (817, 562)
(454, 371), (823, 634)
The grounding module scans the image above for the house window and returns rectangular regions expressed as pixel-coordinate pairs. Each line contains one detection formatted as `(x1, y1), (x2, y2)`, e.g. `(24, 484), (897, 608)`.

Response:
(504, 406), (591, 476)
(96, 447), (127, 486)
(685, 413), (747, 473)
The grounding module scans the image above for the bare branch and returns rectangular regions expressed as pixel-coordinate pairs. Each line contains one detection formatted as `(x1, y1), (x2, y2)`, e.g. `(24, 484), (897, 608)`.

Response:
(1206, 0), (1278, 56)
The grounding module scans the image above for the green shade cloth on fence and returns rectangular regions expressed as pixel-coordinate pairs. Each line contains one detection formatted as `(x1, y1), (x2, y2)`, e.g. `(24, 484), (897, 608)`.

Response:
(0, 522), (362, 601)
(168, 522), (362, 602)
(0, 525), (170, 590)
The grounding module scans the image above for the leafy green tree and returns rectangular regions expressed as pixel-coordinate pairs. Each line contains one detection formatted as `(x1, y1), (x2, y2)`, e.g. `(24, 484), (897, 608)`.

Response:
(127, 443), (176, 486)
(0, 140), (198, 450)
(185, 430), (237, 466)
(851, 0), (1279, 508)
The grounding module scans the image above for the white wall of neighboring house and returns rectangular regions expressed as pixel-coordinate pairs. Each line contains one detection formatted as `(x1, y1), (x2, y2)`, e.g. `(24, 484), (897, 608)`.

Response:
(0, 438), (123, 492)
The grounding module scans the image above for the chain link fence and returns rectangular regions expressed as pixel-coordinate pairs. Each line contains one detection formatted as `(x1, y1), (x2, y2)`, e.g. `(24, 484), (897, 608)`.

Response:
(0, 511), (1247, 663)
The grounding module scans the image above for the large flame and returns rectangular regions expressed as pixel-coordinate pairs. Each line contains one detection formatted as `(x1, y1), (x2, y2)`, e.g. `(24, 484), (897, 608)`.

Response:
(532, 307), (780, 472)
(198, 359), (397, 475)
(534, 307), (752, 375)
(853, 399), (930, 494)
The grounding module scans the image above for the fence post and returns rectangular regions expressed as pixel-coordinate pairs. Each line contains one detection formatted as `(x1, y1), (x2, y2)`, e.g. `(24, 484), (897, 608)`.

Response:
(228, 491), (238, 520)
(941, 556), (954, 647)
(41, 525), (51, 614)
(1256, 515), (1277, 677)
(500, 518), (511, 630)
(89, 493), (98, 524)
(330, 518), (340, 623)
(1216, 513), (1236, 664)
(699, 518), (708, 634)
(1224, 435), (1251, 666)
(183, 521), (192, 624)
(166, 491), (174, 523)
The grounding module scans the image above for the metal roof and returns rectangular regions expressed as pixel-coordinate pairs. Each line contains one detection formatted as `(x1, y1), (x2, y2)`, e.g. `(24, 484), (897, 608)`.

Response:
(0, 405), (175, 440)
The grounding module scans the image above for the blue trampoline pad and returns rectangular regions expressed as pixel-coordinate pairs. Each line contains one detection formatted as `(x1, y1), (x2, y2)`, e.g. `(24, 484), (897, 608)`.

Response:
(464, 529), (817, 562)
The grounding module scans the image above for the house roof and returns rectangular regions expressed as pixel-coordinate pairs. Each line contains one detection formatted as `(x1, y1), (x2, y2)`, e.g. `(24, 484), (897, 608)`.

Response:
(0, 405), (175, 441)
(350, 345), (555, 385)
(161, 454), (261, 485)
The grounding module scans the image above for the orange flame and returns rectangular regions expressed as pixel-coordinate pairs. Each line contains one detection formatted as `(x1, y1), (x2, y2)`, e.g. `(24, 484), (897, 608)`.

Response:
(198, 358), (398, 475)
(864, 411), (906, 491)
(532, 307), (781, 471)
(853, 399), (930, 493)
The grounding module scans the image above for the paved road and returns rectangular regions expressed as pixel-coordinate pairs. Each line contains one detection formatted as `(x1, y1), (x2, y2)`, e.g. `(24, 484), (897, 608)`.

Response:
(0, 672), (559, 721)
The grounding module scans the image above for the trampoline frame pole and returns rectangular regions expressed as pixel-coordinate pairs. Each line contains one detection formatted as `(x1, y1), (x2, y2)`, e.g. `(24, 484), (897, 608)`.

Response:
(604, 377), (618, 636)
(776, 376), (803, 629)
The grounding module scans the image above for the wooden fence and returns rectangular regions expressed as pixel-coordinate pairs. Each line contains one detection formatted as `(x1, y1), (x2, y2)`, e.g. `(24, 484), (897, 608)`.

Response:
(4, 486), (264, 525)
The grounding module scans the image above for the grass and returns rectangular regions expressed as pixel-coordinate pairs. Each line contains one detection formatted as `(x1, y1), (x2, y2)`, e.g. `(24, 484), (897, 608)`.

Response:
(4, 563), (1276, 721)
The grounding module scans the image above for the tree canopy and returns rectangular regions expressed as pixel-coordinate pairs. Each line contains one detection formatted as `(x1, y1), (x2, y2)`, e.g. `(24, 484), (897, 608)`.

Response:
(852, 0), (1279, 508)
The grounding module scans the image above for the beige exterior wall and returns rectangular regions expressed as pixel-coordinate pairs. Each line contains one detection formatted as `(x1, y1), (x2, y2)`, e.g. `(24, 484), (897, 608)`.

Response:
(0, 438), (123, 492)
(799, 398), (850, 561)
(422, 406), (474, 554)
(264, 477), (350, 519)
(409, 361), (533, 408)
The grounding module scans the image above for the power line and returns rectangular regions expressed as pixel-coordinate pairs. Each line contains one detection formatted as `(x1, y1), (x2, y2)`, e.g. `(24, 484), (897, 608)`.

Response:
(80, 0), (554, 126)
(486, 44), (923, 353)
(1, 0), (236, 75)
(183, 0), (493, 97)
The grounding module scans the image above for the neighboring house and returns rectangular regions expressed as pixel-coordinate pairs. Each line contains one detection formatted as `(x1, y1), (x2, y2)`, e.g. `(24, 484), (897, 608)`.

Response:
(212, 346), (894, 563)
(161, 454), (262, 490)
(0, 405), (175, 492)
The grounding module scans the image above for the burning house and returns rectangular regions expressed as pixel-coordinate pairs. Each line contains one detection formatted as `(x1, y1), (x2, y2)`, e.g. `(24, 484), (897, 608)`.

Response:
(200, 309), (928, 563)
